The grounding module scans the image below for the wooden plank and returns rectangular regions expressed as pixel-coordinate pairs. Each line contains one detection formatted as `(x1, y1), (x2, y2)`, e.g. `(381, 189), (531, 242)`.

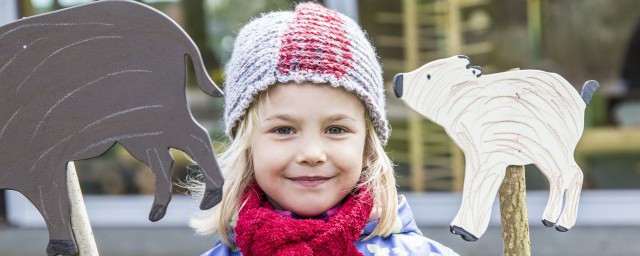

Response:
(380, 58), (405, 71)
(375, 35), (405, 48)
(375, 35), (440, 48)
(419, 51), (442, 60)
(463, 10), (491, 32)
(403, 0), (425, 192)
(528, 0), (543, 58)
(424, 144), (457, 154)
(459, 0), (491, 8)
(576, 128), (640, 155)
(462, 41), (494, 56)
(446, 0), (462, 55)
(376, 12), (440, 25)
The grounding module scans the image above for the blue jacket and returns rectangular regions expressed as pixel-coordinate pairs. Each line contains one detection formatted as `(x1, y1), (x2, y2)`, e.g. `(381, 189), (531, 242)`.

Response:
(202, 195), (458, 256)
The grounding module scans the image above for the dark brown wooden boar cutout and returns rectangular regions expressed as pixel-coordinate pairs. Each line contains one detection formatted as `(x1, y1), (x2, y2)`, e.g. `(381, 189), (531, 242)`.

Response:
(0, 1), (224, 255)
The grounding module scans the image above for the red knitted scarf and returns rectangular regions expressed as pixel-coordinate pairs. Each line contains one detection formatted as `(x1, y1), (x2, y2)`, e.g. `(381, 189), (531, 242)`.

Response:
(234, 184), (373, 256)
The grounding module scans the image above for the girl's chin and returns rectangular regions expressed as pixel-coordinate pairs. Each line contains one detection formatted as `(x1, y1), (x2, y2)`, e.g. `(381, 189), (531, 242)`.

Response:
(284, 200), (335, 217)
(270, 187), (353, 217)
(290, 205), (329, 216)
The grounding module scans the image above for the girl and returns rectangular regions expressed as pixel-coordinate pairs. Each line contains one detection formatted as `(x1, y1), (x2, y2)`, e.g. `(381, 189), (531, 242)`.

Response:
(190, 3), (458, 256)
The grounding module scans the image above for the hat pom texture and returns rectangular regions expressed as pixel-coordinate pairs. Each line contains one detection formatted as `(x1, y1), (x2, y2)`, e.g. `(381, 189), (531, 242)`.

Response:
(224, 3), (389, 144)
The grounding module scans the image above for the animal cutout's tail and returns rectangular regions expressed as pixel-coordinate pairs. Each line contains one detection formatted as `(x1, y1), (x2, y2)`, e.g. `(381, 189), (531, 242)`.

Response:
(580, 80), (599, 105)
(185, 42), (223, 97)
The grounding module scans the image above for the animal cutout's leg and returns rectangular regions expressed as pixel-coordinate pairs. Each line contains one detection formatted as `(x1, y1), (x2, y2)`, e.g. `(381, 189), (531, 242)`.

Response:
(120, 140), (174, 222)
(536, 163), (564, 227)
(25, 167), (78, 256)
(450, 157), (507, 241)
(170, 121), (223, 210)
(556, 159), (583, 232)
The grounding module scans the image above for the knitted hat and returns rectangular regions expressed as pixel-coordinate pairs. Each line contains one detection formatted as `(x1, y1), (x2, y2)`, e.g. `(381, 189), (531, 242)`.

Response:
(224, 3), (389, 144)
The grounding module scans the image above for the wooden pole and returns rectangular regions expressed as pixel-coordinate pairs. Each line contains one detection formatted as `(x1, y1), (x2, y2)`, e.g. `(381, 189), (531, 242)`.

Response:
(527, 0), (543, 59)
(18, 0), (34, 17)
(445, 0), (466, 192)
(403, 0), (425, 192)
(67, 161), (99, 256)
(498, 165), (531, 256)
(446, 0), (461, 55)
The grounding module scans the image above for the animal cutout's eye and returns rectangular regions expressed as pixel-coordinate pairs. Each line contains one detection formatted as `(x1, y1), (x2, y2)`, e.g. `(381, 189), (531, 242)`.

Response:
(427, 74), (431, 80)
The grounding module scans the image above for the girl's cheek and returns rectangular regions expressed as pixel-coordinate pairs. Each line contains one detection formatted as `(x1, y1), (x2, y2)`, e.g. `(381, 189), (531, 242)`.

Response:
(329, 150), (357, 169)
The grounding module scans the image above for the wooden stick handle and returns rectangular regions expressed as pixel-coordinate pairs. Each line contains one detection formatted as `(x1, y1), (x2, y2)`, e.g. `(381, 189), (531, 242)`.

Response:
(499, 165), (531, 256)
(67, 161), (99, 256)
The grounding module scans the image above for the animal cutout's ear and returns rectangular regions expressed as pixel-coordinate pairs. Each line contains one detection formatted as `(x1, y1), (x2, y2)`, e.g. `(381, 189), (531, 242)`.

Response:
(464, 61), (482, 78)
(0, 1), (225, 255)
(470, 66), (482, 77)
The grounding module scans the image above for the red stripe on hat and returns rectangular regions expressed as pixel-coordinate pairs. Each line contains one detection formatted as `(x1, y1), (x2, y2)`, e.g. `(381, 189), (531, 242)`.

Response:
(277, 3), (353, 78)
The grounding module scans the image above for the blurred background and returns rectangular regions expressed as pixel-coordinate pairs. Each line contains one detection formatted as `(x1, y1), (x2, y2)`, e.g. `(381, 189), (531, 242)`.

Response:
(1, 0), (639, 255)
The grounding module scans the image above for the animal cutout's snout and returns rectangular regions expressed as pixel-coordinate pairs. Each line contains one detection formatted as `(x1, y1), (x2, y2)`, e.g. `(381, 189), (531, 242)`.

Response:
(393, 73), (404, 98)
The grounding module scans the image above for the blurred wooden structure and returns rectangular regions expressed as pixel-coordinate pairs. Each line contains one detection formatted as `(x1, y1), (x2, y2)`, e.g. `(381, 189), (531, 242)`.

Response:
(577, 128), (640, 156)
(575, 127), (640, 189)
(367, 0), (640, 193)
(373, 0), (493, 192)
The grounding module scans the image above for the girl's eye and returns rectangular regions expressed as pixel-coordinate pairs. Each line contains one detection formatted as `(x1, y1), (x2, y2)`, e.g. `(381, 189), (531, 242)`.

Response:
(273, 127), (294, 134)
(326, 126), (346, 135)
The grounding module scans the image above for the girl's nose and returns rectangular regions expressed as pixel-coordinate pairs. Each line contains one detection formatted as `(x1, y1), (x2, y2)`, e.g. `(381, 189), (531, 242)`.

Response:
(295, 135), (327, 166)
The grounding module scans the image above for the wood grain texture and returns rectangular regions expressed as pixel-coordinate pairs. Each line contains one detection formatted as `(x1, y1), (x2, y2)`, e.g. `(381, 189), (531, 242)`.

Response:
(499, 165), (531, 256)
(67, 162), (99, 256)
(394, 55), (596, 241)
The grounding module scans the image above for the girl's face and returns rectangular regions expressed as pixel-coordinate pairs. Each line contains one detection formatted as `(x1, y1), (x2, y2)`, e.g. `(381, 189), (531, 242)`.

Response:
(251, 82), (367, 217)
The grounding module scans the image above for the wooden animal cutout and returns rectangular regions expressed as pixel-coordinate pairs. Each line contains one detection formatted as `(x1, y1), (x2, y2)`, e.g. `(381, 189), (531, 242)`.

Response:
(392, 55), (599, 242)
(0, 1), (224, 255)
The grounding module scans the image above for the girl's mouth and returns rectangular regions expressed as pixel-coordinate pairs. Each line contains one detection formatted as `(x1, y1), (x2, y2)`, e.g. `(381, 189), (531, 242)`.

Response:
(287, 176), (332, 186)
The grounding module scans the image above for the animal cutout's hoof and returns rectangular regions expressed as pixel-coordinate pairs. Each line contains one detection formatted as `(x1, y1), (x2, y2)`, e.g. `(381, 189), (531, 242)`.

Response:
(46, 239), (78, 256)
(542, 219), (555, 227)
(149, 204), (167, 222)
(200, 187), (223, 210)
(555, 225), (569, 232)
(450, 225), (478, 242)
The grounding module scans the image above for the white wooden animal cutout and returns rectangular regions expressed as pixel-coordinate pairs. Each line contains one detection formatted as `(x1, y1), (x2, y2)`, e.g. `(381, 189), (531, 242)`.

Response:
(392, 55), (599, 241)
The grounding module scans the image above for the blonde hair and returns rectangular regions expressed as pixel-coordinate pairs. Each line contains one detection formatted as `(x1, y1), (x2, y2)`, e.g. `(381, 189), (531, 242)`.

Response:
(188, 90), (398, 248)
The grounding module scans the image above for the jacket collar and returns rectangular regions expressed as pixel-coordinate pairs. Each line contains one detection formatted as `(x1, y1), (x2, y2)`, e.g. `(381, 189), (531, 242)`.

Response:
(360, 195), (422, 236)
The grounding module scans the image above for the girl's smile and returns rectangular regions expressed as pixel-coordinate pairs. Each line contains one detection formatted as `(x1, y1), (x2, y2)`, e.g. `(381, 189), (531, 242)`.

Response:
(250, 82), (367, 218)
(287, 175), (334, 187)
